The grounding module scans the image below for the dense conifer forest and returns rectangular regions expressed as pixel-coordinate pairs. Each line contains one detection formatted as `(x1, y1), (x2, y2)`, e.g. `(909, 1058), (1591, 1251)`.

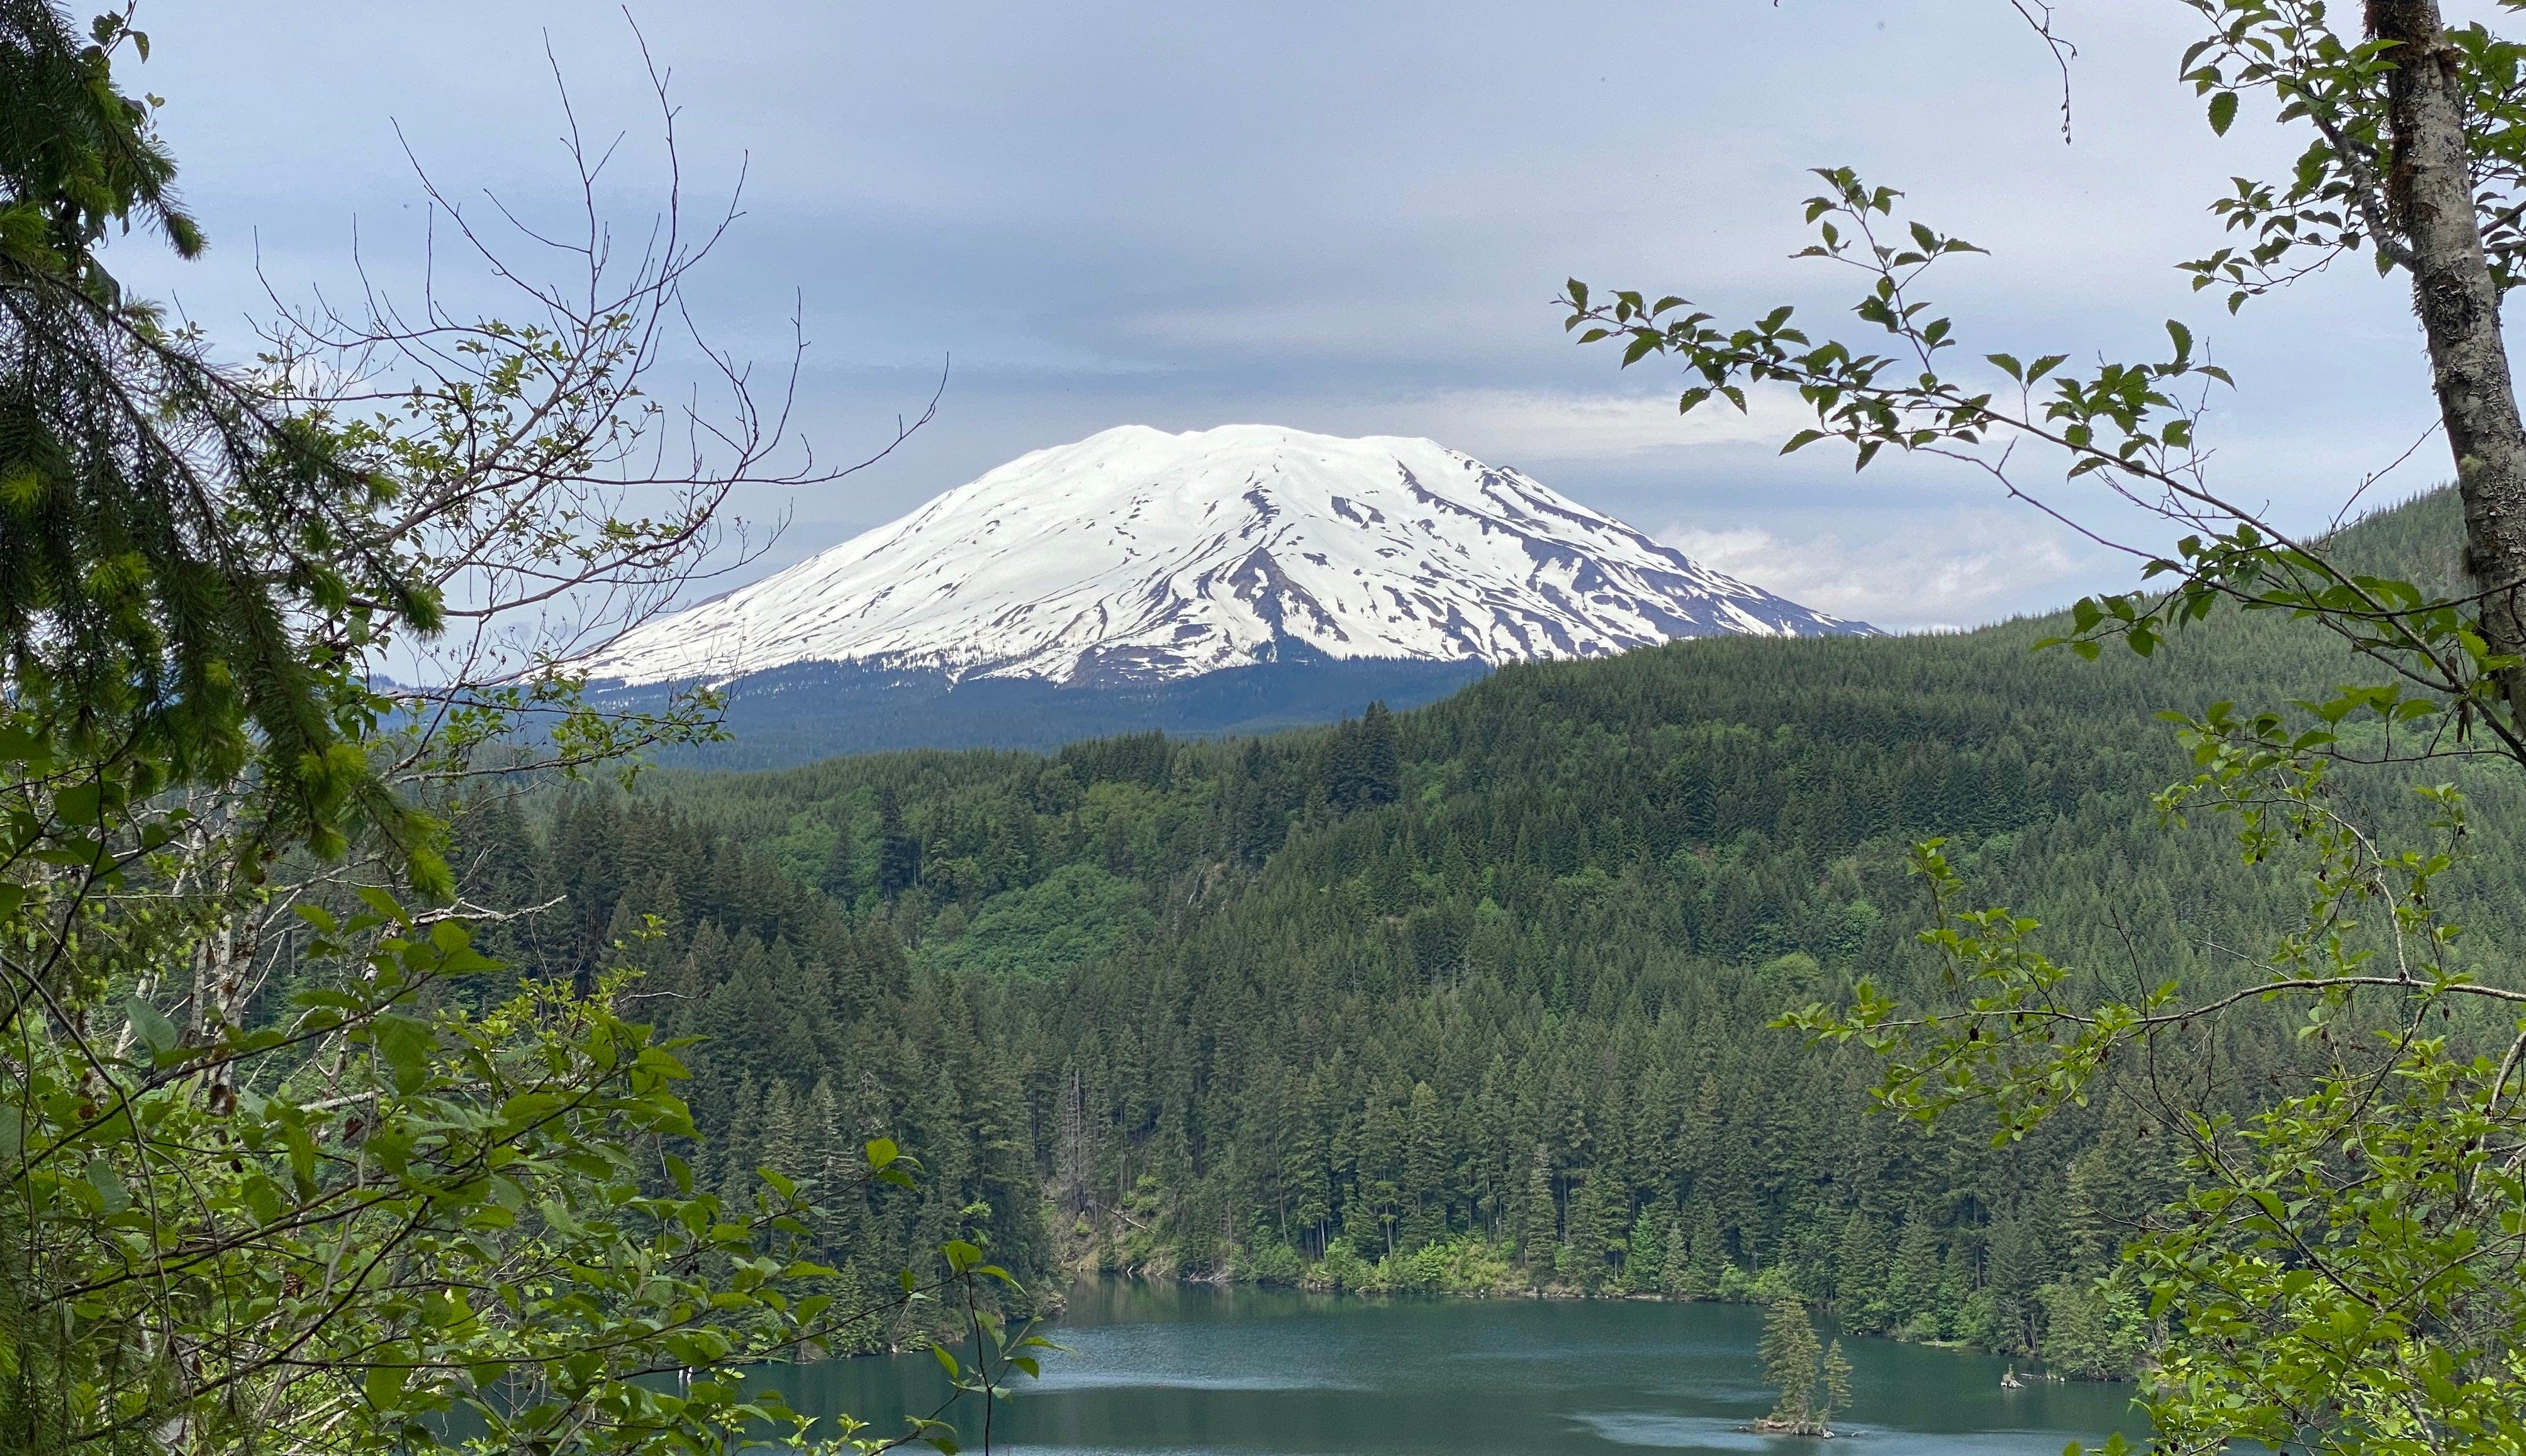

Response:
(22, 0), (2526, 1443)
(447, 491), (2517, 1378)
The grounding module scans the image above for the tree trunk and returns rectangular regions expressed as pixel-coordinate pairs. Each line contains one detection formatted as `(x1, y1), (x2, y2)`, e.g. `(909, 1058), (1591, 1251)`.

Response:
(2371, 0), (2526, 724)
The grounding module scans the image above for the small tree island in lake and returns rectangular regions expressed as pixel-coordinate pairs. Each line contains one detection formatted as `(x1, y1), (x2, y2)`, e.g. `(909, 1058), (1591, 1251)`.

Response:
(1750, 1296), (1854, 1437)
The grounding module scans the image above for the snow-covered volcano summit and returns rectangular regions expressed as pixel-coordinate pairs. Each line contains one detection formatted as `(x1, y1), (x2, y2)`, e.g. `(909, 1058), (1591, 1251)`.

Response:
(588, 424), (1869, 689)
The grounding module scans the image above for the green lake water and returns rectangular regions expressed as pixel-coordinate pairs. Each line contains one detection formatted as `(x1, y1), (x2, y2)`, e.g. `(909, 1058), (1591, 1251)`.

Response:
(763, 1281), (2146, 1455)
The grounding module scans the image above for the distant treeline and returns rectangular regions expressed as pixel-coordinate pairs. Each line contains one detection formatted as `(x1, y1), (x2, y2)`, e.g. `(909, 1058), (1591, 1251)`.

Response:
(447, 489), (2520, 1377)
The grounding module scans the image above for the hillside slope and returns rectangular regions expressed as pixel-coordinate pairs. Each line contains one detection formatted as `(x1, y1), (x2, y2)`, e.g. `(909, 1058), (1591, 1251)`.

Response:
(469, 489), (2513, 1369)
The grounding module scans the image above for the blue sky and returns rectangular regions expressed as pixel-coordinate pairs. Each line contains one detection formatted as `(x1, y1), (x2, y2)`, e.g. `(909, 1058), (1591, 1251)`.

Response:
(111, 1), (2460, 630)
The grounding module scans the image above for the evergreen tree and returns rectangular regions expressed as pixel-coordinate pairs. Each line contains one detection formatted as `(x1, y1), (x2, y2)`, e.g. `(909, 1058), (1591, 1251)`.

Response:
(876, 788), (922, 899)
(1515, 1143), (1556, 1279)
(1983, 1208), (2052, 1357)
(1400, 1079), (1449, 1249)
(0, 0), (440, 847)
(1833, 1211), (1889, 1331)
(2037, 1275), (2149, 1382)
(1053, 1064), (1098, 1218)
(717, 1071), (763, 1209)
(759, 1079), (804, 1184)
(1885, 1211), (1943, 1335)
(1563, 1167), (1619, 1292)
(1757, 1296), (1825, 1431)
(820, 813), (859, 899)
(1358, 701), (1401, 806)
(1658, 1215), (1695, 1300)
(1285, 1118), (1333, 1255)
(1940, 1239), (1982, 1345)
(1624, 1207), (1665, 1294)
(1684, 1199), (1727, 1297)
(805, 1075), (864, 1257)
(1822, 1340), (1852, 1423)
(2061, 1145), (2123, 1278)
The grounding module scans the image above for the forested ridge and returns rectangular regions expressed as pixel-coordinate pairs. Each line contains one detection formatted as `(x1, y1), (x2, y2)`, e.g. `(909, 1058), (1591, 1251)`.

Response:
(16, 0), (2526, 1445)
(450, 489), (2520, 1379)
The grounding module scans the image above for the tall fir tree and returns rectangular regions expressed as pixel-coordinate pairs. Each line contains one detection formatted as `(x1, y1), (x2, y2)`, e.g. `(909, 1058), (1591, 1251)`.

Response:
(876, 787), (922, 899)
(1758, 1296), (1824, 1430)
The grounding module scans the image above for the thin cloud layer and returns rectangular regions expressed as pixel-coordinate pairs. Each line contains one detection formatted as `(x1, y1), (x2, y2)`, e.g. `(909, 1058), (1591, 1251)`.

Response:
(1662, 516), (2089, 633)
(113, 1), (2453, 631)
(1394, 389), (1816, 462)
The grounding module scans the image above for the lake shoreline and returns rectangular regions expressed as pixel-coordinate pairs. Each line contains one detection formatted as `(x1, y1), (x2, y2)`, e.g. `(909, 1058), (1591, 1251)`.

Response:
(768, 1278), (2152, 1456)
(1048, 1269), (2125, 1386)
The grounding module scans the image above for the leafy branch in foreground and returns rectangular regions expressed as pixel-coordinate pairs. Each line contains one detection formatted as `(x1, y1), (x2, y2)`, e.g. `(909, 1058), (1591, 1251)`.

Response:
(1782, 722), (2524, 1453)
(1562, 166), (2516, 770)
(1564, 2), (2526, 1450)
(2, 697), (1041, 1455)
(2, 4), (1027, 1453)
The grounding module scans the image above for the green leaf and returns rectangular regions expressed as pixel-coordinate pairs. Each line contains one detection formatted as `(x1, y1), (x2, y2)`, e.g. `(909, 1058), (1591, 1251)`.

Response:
(123, 996), (177, 1055)
(364, 1362), (407, 1411)
(374, 1013), (435, 1094)
(86, 1158), (130, 1213)
(2208, 91), (2238, 135)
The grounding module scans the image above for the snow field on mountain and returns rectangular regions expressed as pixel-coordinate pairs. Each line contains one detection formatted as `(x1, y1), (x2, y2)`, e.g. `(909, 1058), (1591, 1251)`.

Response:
(586, 423), (1868, 687)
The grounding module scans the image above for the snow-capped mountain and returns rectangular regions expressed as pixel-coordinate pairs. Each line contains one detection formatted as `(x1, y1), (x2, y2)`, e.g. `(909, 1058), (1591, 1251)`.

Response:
(590, 424), (1869, 691)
